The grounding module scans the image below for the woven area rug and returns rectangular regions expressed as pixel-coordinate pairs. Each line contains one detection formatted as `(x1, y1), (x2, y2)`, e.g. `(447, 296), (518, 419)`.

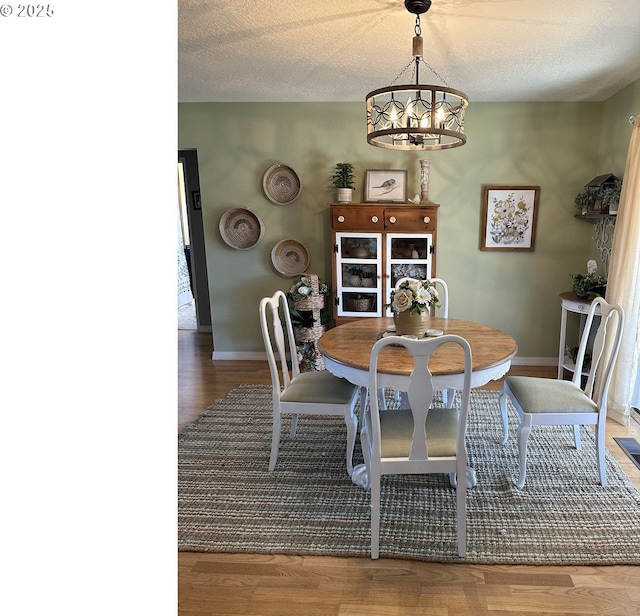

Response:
(178, 385), (640, 564)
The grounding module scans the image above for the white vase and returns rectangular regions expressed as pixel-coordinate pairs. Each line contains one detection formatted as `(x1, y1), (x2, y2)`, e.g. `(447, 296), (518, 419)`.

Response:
(336, 188), (353, 203)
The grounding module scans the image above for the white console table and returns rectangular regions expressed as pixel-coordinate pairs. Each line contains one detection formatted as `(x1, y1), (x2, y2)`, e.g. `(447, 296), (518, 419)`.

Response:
(558, 291), (601, 379)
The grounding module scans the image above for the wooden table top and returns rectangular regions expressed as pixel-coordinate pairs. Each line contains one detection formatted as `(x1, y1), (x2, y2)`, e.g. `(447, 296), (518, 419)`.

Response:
(560, 291), (595, 304)
(318, 317), (518, 377)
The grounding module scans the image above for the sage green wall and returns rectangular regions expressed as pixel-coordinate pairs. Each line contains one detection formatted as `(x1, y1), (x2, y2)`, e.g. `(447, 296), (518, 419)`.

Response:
(591, 80), (640, 275)
(178, 85), (638, 359)
(599, 80), (640, 175)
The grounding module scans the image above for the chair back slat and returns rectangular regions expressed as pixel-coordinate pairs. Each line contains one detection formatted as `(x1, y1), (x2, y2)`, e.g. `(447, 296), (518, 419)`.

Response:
(571, 297), (625, 412)
(406, 361), (434, 460)
(259, 290), (300, 394)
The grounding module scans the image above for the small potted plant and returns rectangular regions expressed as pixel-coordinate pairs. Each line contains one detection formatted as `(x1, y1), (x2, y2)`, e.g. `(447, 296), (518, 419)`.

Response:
(332, 162), (355, 203)
(570, 260), (607, 299)
(600, 178), (623, 213)
(574, 191), (595, 216)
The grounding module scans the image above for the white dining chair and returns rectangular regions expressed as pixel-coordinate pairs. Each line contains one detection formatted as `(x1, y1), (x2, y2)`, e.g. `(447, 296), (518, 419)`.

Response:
(259, 290), (360, 477)
(361, 334), (472, 558)
(499, 296), (624, 489)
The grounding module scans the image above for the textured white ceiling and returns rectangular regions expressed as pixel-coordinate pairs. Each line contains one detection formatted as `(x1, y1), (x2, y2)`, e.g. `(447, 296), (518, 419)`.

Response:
(178, 0), (640, 103)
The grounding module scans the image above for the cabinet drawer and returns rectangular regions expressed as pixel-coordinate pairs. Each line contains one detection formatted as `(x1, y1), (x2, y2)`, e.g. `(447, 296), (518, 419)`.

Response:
(332, 207), (384, 230)
(384, 208), (435, 231)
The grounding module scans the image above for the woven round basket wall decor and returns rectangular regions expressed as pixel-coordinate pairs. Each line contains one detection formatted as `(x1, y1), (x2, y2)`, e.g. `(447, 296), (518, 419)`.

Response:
(262, 164), (302, 205)
(271, 239), (310, 276)
(219, 208), (264, 250)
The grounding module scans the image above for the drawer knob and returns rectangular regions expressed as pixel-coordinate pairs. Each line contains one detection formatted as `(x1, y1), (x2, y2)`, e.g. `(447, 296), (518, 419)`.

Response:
(337, 215), (345, 223)
(371, 215), (379, 223)
(389, 216), (396, 224)
(423, 216), (430, 224)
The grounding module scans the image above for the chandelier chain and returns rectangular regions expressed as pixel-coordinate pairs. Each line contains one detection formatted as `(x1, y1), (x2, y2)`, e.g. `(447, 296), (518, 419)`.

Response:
(389, 57), (450, 88)
(390, 59), (417, 86)
(414, 15), (421, 37)
(419, 57), (450, 88)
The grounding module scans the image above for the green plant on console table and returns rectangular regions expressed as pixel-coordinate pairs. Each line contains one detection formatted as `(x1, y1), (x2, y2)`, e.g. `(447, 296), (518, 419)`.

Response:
(570, 260), (607, 299)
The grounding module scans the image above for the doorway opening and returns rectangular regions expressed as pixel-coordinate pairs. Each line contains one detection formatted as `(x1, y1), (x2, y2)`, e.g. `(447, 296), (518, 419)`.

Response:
(177, 149), (212, 336)
(178, 161), (196, 329)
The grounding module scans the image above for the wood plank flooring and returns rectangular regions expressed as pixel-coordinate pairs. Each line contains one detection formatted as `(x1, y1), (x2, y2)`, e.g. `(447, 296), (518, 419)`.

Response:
(178, 330), (640, 616)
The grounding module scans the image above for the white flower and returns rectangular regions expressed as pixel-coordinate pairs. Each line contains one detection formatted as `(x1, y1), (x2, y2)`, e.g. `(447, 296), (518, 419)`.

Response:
(587, 260), (598, 275)
(299, 286), (310, 296)
(392, 289), (414, 313)
(414, 286), (432, 306)
(405, 279), (420, 294)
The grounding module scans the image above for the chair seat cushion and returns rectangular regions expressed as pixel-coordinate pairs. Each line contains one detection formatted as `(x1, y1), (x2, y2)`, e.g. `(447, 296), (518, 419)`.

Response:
(505, 376), (598, 414)
(379, 407), (458, 458)
(281, 371), (358, 405)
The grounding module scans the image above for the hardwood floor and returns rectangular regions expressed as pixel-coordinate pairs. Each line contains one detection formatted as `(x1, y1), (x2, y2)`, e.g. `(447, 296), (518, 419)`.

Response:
(178, 330), (640, 616)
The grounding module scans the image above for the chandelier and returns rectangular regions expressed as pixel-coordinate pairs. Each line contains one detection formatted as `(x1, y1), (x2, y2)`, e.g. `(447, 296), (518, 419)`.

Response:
(366, 0), (468, 151)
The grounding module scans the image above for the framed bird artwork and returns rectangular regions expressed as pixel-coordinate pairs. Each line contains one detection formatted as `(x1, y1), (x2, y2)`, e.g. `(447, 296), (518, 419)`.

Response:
(364, 169), (407, 203)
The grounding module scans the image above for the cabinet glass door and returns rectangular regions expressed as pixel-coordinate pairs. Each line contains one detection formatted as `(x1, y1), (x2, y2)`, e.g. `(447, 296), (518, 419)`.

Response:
(385, 233), (433, 316)
(335, 232), (382, 318)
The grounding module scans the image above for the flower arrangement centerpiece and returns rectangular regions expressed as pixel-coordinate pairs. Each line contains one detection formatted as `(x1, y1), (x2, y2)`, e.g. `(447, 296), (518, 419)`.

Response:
(570, 260), (607, 300)
(389, 278), (440, 337)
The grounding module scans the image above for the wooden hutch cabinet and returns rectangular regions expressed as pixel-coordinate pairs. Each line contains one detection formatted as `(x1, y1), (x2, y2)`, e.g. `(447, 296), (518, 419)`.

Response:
(329, 203), (439, 326)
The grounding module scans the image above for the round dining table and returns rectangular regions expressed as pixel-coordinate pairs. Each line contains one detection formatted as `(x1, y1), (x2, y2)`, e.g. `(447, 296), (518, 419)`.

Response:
(318, 316), (518, 488)
(318, 316), (518, 391)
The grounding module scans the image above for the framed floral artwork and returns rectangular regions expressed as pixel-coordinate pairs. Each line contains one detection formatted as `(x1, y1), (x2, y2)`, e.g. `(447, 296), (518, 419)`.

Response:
(480, 185), (540, 251)
(364, 169), (407, 203)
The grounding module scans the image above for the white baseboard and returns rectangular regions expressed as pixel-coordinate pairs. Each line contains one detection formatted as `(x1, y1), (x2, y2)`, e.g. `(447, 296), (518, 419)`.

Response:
(510, 357), (557, 366)
(211, 351), (558, 367)
(212, 351), (267, 360)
